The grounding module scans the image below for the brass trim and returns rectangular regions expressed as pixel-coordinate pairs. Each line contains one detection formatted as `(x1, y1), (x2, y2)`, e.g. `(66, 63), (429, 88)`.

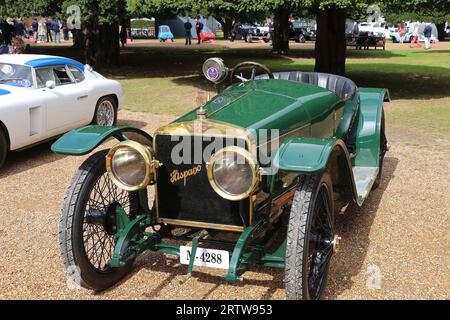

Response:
(158, 218), (244, 232)
(153, 119), (255, 151)
(153, 119), (258, 230)
(106, 140), (155, 191)
(207, 146), (259, 201)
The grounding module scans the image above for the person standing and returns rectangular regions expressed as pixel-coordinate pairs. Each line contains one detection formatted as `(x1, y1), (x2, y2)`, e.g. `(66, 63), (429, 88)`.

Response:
(352, 21), (360, 37)
(195, 17), (203, 44)
(61, 22), (69, 41)
(398, 22), (406, 44)
(423, 23), (432, 49)
(37, 18), (47, 43)
(45, 18), (53, 42)
(184, 18), (192, 45)
(120, 24), (127, 47)
(32, 18), (38, 42)
(52, 19), (61, 43)
(15, 18), (25, 38)
(3, 18), (13, 45)
(409, 21), (421, 48)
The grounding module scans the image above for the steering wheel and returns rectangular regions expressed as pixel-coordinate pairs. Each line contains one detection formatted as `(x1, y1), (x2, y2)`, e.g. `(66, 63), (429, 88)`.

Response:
(230, 61), (274, 83)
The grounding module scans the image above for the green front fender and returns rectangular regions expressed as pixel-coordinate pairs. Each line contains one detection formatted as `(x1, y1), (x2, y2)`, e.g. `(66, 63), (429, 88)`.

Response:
(274, 137), (342, 173)
(51, 125), (153, 155)
(273, 136), (359, 204)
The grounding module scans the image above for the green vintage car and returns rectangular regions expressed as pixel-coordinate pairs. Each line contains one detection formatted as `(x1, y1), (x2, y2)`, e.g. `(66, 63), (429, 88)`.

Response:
(52, 58), (389, 300)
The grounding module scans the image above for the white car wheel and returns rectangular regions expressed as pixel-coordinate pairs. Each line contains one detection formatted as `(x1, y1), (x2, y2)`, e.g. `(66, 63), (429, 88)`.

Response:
(94, 97), (117, 126)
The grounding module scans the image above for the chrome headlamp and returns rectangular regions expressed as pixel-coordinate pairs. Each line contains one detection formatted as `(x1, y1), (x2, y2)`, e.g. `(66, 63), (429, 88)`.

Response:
(203, 58), (228, 84)
(207, 146), (259, 201)
(106, 140), (155, 191)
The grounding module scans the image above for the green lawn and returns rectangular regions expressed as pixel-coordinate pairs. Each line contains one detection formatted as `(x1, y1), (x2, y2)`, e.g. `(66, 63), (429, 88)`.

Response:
(30, 42), (450, 138)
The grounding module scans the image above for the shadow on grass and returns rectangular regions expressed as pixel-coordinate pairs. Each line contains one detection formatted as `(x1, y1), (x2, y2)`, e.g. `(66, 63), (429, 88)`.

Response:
(170, 65), (450, 100)
(348, 65), (450, 99)
(29, 45), (450, 100)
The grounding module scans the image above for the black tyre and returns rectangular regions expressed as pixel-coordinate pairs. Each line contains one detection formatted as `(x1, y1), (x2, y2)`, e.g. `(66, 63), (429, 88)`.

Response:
(298, 34), (306, 43)
(0, 129), (8, 169)
(59, 150), (139, 291)
(285, 172), (336, 300)
(92, 96), (118, 126)
(245, 34), (252, 43)
(372, 110), (387, 190)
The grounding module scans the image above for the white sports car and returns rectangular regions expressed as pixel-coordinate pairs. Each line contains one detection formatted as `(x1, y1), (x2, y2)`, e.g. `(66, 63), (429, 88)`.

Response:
(0, 54), (124, 168)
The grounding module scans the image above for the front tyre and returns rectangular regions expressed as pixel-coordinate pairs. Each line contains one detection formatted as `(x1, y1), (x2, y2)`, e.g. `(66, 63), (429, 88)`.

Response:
(93, 96), (118, 126)
(0, 130), (7, 169)
(285, 172), (336, 300)
(59, 150), (139, 291)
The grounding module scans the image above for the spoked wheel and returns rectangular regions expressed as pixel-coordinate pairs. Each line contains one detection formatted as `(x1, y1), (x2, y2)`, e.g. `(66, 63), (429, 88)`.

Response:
(59, 150), (139, 291)
(93, 96), (117, 126)
(372, 109), (387, 190)
(285, 172), (336, 300)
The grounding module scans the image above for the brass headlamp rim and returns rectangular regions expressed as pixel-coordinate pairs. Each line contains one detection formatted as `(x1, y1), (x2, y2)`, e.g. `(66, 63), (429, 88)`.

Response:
(106, 140), (155, 191)
(207, 146), (259, 201)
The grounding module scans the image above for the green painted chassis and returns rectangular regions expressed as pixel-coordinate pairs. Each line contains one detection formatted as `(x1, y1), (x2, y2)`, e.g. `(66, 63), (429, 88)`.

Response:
(52, 87), (388, 281)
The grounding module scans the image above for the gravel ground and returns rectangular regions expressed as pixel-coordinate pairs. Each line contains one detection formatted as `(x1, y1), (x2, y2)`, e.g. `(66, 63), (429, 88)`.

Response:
(0, 108), (449, 300)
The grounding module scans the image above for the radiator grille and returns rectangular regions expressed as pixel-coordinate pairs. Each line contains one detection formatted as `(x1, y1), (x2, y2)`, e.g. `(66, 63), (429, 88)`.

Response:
(155, 135), (250, 230)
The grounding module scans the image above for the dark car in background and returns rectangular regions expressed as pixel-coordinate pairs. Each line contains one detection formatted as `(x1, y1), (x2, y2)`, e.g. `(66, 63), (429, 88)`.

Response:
(230, 23), (270, 43)
(289, 22), (316, 43)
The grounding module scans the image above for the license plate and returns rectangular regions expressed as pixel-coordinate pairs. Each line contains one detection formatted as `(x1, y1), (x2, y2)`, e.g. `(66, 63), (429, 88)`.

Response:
(180, 246), (230, 269)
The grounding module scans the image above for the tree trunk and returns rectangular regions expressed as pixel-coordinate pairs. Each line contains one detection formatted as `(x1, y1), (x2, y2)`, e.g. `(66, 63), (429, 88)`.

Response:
(72, 28), (84, 50)
(82, 15), (120, 67)
(314, 8), (347, 75)
(436, 22), (445, 41)
(213, 16), (234, 40)
(223, 17), (233, 40)
(272, 8), (290, 54)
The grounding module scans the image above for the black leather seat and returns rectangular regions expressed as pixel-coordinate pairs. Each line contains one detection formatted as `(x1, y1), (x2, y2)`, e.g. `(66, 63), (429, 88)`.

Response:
(256, 71), (357, 101)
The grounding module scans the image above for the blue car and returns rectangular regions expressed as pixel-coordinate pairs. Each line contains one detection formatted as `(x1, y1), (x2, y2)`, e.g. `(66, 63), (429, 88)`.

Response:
(158, 25), (174, 41)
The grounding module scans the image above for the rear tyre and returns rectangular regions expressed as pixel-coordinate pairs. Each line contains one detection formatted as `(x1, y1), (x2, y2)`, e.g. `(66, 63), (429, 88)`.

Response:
(285, 172), (336, 300)
(93, 96), (117, 126)
(372, 110), (387, 190)
(298, 34), (306, 43)
(0, 129), (7, 169)
(59, 150), (139, 291)
(245, 34), (252, 43)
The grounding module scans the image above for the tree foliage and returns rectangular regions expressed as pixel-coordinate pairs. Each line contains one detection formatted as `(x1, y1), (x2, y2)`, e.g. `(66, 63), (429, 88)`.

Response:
(381, 0), (450, 24)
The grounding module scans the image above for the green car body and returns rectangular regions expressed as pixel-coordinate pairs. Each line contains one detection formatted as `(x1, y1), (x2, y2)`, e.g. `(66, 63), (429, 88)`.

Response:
(52, 61), (389, 299)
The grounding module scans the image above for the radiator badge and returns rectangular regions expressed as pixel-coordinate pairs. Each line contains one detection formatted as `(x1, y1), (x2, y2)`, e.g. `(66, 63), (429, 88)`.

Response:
(170, 165), (202, 186)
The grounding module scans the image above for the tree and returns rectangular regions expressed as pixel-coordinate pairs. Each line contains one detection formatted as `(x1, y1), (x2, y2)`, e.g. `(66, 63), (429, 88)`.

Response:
(382, 0), (450, 41)
(195, 0), (267, 40)
(56, 0), (127, 67)
(251, 0), (312, 53)
(310, 0), (374, 75)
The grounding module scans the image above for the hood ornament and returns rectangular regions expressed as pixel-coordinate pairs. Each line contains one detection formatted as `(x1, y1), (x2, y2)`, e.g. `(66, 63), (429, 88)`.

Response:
(195, 91), (209, 120)
(196, 105), (207, 120)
